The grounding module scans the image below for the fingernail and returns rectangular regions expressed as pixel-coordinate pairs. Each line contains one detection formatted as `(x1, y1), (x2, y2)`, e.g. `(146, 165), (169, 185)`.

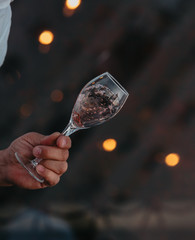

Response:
(34, 147), (42, 157)
(62, 138), (67, 147)
(36, 165), (45, 174)
(61, 138), (67, 148)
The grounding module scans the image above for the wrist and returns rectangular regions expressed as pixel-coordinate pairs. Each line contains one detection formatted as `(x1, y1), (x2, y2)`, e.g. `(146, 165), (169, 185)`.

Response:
(0, 149), (13, 186)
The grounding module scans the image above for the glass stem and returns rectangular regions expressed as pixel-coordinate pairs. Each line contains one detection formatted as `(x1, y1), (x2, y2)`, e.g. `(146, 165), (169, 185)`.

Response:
(31, 158), (42, 167)
(62, 121), (78, 136)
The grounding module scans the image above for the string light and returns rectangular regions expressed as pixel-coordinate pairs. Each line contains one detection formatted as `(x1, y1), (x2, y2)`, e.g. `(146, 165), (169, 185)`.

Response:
(38, 30), (54, 45)
(65, 0), (81, 10)
(165, 153), (180, 167)
(102, 138), (117, 152)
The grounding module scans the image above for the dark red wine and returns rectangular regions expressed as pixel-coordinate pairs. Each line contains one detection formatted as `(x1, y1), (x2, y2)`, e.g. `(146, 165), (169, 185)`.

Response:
(72, 84), (119, 128)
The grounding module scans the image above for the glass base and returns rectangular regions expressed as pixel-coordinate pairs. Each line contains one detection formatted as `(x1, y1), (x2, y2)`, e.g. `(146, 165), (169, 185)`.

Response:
(15, 152), (44, 183)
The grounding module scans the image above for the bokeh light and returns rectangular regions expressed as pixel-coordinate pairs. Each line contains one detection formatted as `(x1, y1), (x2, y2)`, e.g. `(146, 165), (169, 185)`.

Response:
(65, 0), (81, 10)
(20, 104), (33, 118)
(102, 138), (117, 152)
(38, 30), (54, 45)
(50, 89), (64, 102)
(165, 153), (180, 167)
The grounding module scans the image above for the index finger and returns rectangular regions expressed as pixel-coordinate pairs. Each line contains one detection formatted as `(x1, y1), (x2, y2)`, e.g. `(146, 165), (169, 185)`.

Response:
(56, 135), (71, 149)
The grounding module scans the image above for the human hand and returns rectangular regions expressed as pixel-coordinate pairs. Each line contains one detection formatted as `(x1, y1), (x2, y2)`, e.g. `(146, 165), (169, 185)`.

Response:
(0, 132), (71, 189)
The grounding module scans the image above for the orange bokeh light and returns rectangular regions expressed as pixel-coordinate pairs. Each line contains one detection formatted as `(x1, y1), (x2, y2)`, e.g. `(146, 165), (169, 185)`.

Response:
(38, 30), (54, 45)
(102, 139), (117, 152)
(50, 89), (64, 102)
(165, 153), (180, 167)
(65, 0), (81, 10)
(20, 104), (33, 118)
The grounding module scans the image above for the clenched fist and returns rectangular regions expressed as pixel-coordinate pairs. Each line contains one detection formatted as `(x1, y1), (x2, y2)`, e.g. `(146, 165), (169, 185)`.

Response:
(0, 132), (71, 189)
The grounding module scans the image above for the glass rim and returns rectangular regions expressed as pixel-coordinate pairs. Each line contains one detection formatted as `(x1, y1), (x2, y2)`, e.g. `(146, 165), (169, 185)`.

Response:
(102, 72), (129, 96)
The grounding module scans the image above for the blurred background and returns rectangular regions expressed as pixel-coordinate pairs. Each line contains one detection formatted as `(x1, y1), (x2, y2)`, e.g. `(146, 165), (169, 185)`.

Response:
(0, 0), (195, 239)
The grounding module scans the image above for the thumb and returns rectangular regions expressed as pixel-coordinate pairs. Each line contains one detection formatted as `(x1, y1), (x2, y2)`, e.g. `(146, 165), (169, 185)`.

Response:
(40, 132), (61, 146)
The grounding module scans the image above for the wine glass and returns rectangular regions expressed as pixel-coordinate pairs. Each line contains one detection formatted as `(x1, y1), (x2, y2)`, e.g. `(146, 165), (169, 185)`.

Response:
(15, 72), (129, 183)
